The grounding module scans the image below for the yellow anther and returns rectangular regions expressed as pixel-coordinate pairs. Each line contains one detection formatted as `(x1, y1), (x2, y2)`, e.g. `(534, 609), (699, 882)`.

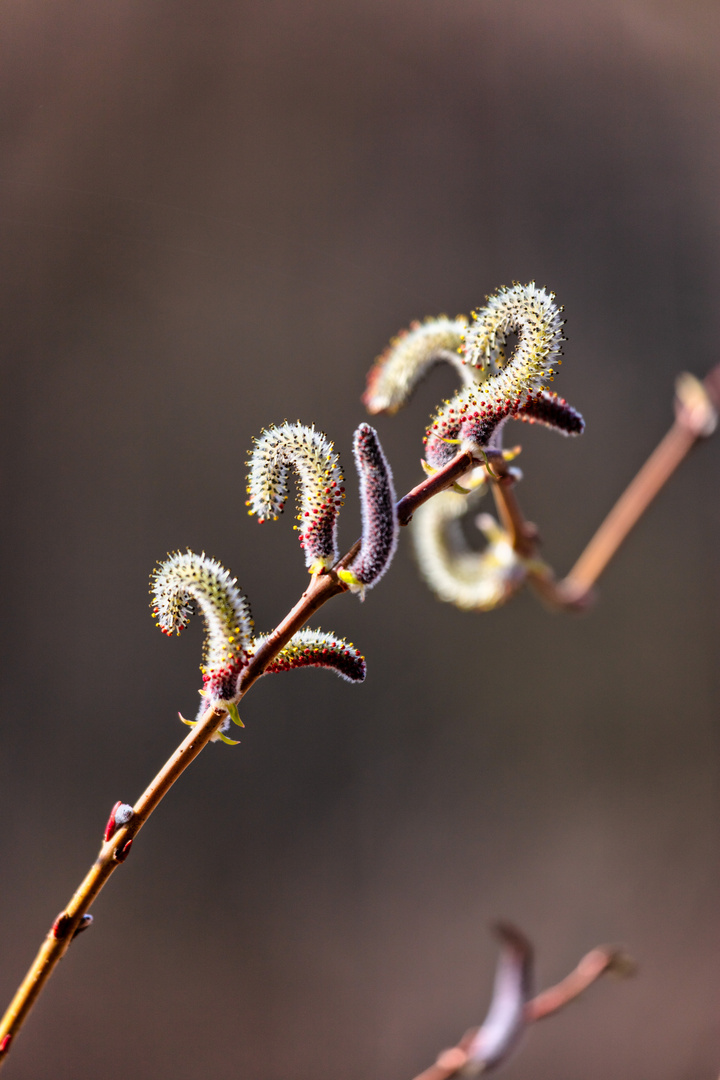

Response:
(337, 568), (363, 588)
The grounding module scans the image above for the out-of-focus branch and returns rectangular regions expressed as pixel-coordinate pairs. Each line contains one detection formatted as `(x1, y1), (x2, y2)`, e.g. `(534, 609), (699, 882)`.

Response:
(526, 945), (634, 1022)
(561, 366), (718, 601)
(412, 929), (634, 1080)
(487, 365), (720, 611)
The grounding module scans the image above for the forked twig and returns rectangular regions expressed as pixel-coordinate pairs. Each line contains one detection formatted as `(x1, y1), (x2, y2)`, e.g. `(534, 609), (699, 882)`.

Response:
(412, 929), (634, 1080)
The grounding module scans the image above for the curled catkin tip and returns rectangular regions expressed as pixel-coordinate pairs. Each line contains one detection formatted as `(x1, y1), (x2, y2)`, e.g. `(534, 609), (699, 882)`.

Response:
(246, 422), (345, 569)
(255, 628), (366, 683)
(341, 424), (398, 595)
(462, 282), (564, 379)
(150, 550), (253, 702)
(423, 282), (568, 468)
(363, 315), (471, 415)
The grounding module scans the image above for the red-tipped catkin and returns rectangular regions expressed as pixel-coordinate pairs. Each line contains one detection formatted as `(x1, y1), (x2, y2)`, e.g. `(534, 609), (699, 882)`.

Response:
(424, 283), (567, 467)
(246, 423), (345, 571)
(254, 628), (366, 683)
(151, 551), (253, 703)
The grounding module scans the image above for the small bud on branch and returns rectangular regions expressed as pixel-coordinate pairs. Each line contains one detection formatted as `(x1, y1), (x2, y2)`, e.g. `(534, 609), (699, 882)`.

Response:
(462, 923), (533, 1074)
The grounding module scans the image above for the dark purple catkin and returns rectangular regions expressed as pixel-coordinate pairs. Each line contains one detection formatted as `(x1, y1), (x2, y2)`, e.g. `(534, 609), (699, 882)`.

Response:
(340, 424), (399, 596)
(513, 390), (585, 436)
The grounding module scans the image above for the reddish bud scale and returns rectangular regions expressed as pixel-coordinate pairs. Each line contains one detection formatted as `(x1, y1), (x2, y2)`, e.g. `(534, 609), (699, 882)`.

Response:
(346, 424), (399, 589)
(52, 914), (72, 940)
(114, 839), (133, 863)
(103, 801), (124, 842)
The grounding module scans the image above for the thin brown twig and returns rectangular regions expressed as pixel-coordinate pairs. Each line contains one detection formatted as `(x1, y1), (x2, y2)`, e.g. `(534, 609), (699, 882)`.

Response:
(487, 364), (720, 611)
(0, 446), (480, 1068)
(559, 364), (719, 603)
(526, 946), (634, 1022)
(563, 424), (701, 601)
(411, 945), (634, 1080)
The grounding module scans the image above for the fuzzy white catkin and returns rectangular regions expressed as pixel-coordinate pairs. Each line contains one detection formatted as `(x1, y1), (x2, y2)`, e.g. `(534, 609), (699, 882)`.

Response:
(246, 422), (345, 569)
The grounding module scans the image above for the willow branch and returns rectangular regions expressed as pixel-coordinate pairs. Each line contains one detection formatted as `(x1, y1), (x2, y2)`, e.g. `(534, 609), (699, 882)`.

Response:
(0, 698), (229, 1063)
(3, 350), (704, 1059)
(0, 446), (479, 1068)
(397, 450), (476, 526)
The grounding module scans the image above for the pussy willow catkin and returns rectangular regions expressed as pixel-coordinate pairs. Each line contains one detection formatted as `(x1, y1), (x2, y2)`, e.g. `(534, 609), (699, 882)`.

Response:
(365, 283), (582, 469)
(246, 422), (345, 571)
(151, 550), (253, 702)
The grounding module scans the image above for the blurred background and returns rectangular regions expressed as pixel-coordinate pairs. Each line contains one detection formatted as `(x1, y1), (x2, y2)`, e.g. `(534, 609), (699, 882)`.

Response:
(0, 1), (718, 1077)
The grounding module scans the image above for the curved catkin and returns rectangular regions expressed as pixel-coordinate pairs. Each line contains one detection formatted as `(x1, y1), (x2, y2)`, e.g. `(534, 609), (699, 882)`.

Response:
(151, 551), (253, 701)
(246, 423), (345, 570)
(411, 492), (526, 611)
(363, 315), (471, 415)
(344, 423), (398, 593)
(513, 390), (585, 435)
(462, 282), (565, 378)
(423, 283), (567, 467)
(253, 629), (366, 683)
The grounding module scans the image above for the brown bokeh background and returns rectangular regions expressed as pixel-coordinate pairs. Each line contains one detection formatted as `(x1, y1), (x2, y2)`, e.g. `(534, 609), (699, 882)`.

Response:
(0, 1), (718, 1077)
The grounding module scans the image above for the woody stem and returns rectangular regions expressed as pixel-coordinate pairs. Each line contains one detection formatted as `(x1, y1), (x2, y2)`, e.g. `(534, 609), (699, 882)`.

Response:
(0, 447), (478, 1068)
